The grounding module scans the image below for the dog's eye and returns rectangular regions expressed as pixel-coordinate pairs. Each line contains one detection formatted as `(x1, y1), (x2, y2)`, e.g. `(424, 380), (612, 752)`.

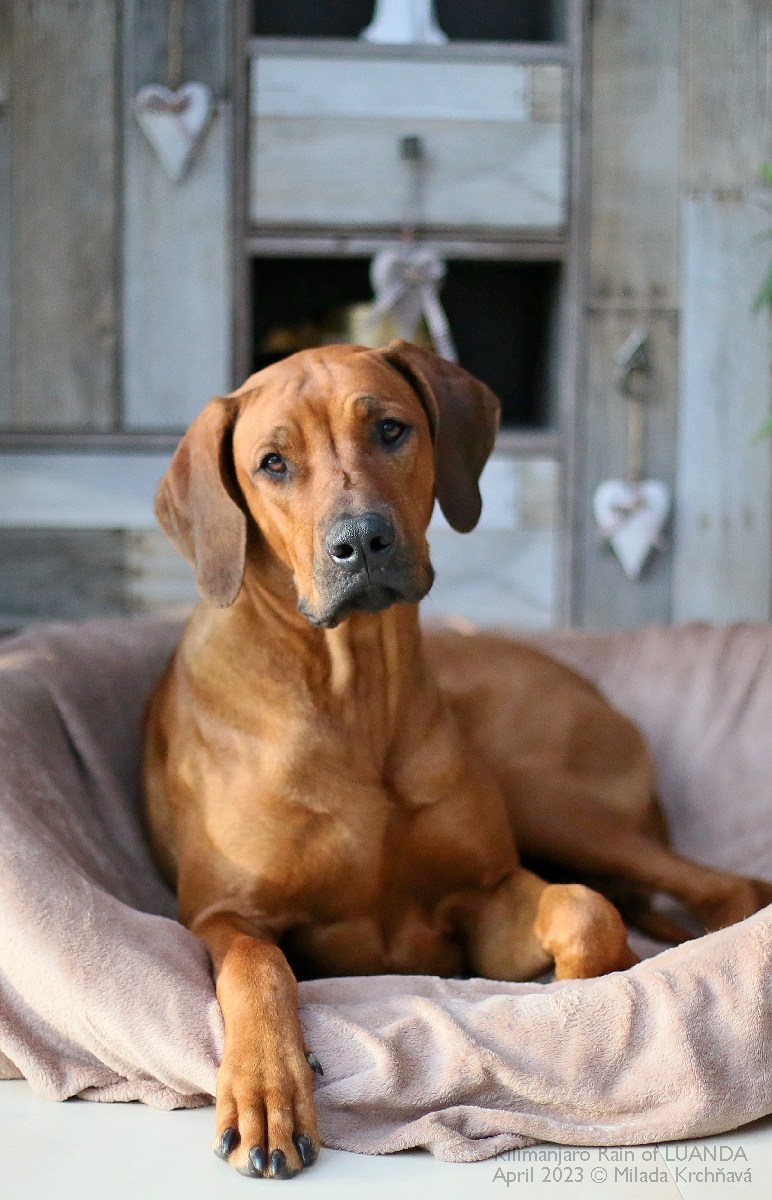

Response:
(378, 419), (408, 447)
(259, 452), (287, 476)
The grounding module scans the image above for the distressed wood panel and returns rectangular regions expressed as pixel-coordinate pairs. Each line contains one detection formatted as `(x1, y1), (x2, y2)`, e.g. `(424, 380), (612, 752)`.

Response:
(250, 58), (566, 231)
(122, 0), (231, 428)
(0, 530), (130, 632)
(672, 0), (772, 623)
(426, 528), (557, 630)
(8, 0), (119, 430)
(575, 0), (681, 627)
(131, 0), (227, 93)
(578, 311), (680, 629)
(125, 531), (197, 613)
(588, 0), (680, 304)
(254, 57), (537, 120)
(673, 197), (772, 622)
(682, 0), (772, 192)
(253, 117), (565, 231)
(123, 116), (232, 426)
(0, 452), (167, 528)
(0, 1), (11, 426)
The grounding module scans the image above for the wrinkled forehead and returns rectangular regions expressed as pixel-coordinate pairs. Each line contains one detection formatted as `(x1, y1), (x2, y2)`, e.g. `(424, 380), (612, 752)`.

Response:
(232, 348), (424, 450)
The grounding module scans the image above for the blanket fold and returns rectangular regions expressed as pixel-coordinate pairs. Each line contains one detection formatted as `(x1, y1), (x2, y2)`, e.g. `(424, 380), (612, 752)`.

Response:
(0, 616), (770, 1159)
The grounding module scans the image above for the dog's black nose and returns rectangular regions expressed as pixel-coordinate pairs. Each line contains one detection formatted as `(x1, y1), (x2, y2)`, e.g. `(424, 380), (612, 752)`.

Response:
(325, 512), (395, 573)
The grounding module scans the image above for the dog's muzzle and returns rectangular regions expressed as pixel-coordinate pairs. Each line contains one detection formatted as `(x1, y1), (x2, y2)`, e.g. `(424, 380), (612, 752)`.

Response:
(300, 511), (433, 627)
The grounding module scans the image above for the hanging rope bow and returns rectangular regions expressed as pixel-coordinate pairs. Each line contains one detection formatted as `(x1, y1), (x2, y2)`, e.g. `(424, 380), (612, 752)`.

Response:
(366, 245), (458, 362)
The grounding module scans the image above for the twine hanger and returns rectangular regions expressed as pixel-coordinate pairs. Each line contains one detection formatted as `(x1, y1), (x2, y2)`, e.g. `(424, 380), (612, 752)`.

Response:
(613, 327), (650, 486)
(167, 0), (184, 92)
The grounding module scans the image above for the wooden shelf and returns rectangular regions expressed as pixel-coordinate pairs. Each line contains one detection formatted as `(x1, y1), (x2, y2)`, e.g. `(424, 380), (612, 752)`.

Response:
(0, 431), (181, 454)
(248, 37), (572, 65)
(245, 234), (566, 259)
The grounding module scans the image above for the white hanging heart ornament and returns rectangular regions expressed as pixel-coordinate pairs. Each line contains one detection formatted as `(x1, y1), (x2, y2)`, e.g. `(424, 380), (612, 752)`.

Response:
(134, 82), (214, 183)
(593, 480), (671, 580)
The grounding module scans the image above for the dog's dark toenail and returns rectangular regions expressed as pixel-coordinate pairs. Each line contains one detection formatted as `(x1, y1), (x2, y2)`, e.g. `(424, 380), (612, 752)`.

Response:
(248, 1146), (266, 1176)
(306, 1051), (324, 1076)
(294, 1134), (317, 1167)
(215, 1127), (239, 1160)
(269, 1149), (296, 1179)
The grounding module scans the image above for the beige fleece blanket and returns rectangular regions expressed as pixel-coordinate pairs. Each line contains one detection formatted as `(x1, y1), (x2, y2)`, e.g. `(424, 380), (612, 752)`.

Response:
(0, 616), (771, 1160)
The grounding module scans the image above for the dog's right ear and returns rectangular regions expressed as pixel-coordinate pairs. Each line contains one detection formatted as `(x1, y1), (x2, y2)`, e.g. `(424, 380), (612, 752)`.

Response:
(379, 340), (500, 533)
(155, 397), (247, 607)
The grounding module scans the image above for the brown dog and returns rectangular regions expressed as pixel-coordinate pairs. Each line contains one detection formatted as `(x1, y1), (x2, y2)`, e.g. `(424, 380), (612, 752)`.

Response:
(144, 341), (772, 1180)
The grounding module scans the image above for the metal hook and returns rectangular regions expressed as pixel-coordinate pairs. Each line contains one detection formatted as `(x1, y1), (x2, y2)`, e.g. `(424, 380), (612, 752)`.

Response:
(614, 326), (651, 398)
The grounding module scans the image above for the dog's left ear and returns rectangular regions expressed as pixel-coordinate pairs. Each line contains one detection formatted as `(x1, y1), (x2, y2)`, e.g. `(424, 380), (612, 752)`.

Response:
(379, 340), (500, 533)
(155, 396), (247, 607)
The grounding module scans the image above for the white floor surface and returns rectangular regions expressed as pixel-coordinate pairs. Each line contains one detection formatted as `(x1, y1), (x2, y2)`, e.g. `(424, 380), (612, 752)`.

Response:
(2, 1080), (771, 1199)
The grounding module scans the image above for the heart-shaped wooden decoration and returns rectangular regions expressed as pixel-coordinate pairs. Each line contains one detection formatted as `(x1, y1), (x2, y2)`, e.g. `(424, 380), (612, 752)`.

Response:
(134, 82), (214, 183)
(593, 479), (671, 580)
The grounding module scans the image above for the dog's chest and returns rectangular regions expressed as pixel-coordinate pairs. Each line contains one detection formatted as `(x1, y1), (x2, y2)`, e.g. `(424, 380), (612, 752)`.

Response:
(190, 667), (513, 977)
(212, 777), (494, 977)
(230, 780), (493, 903)
(282, 799), (477, 976)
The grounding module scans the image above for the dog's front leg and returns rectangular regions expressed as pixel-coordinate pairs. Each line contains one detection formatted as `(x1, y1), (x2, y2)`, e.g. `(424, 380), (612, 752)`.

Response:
(193, 913), (321, 1179)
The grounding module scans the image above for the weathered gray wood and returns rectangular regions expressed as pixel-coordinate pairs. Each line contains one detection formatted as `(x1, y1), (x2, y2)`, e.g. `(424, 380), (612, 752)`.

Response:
(671, 0), (772, 622)
(9, 0), (119, 430)
(0, 1), (12, 427)
(682, 0), (772, 192)
(0, 530), (129, 632)
(558, 0), (590, 626)
(574, 0), (681, 627)
(672, 204), (772, 622)
(0, 451), (168, 529)
(249, 37), (572, 66)
(122, 0), (232, 428)
(254, 55), (540, 120)
(250, 56), (566, 231)
(578, 310), (680, 629)
(124, 531), (197, 614)
(587, 0), (680, 305)
(0, 530), (196, 632)
(253, 117), (565, 233)
(131, 0), (227, 94)
(426, 528), (557, 630)
(244, 235), (565, 259)
(231, 0), (252, 385)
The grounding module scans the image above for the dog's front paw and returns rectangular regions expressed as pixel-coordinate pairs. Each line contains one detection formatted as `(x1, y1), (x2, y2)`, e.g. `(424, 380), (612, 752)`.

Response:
(213, 1040), (322, 1178)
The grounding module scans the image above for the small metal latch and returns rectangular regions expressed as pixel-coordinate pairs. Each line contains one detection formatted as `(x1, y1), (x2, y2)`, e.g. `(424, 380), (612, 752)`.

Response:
(614, 327), (651, 398)
(399, 134), (424, 162)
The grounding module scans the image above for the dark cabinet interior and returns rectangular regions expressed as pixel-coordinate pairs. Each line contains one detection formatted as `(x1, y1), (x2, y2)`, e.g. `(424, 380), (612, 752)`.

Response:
(250, 257), (561, 429)
(252, 1), (566, 43)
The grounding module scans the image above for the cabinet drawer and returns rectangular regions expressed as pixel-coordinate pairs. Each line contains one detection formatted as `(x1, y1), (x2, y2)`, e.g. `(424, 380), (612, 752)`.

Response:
(249, 53), (566, 233)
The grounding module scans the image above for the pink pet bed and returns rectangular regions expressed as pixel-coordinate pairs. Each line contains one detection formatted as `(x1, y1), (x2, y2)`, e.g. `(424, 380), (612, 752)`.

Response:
(0, 616), (770, 1160)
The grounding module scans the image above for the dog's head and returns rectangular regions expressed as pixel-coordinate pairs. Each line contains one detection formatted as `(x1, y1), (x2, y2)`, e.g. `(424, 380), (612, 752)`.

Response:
(155, 341), (500, 627)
